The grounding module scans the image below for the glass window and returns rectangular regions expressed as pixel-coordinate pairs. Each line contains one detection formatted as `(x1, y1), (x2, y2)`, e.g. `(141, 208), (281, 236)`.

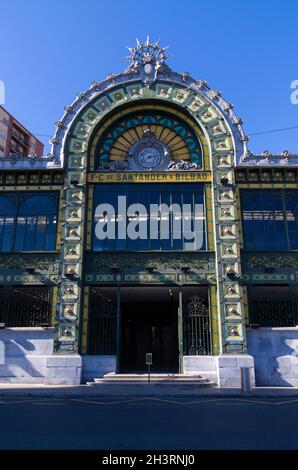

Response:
(284, 190), (298, 250)
(0, 192), (58, 252)
(92, 184), (206, 251)
(241, 189), (298, 251)
(0, 196), (15, 252)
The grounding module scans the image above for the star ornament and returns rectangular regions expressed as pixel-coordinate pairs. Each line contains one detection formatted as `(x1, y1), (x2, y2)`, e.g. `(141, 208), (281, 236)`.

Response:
(125, 36), (170, 68)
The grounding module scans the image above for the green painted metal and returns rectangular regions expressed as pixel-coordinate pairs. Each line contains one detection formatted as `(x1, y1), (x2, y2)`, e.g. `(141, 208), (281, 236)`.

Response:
(178, 287), (183, 373)
(116, 285), (121, 373)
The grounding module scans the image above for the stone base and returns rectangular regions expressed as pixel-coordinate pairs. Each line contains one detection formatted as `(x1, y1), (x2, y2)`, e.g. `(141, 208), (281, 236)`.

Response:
(217, 355), (255, 388)
(183, 356), (218, 384)
(0, 327), (54, 384)
(247, 327), (298, 386)
(45, 355), (82, 385)
(82, 355), (116, 381)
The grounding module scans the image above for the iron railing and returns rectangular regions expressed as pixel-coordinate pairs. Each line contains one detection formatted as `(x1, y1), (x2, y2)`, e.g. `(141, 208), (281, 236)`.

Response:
(248, 287), (298, 327)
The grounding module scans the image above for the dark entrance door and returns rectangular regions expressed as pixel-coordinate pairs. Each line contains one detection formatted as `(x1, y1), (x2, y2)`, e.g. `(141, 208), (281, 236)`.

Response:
(120, 288), (179, 373)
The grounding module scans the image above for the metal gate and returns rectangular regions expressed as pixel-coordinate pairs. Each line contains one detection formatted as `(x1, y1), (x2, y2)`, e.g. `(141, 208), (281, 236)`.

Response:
(183, 295), (212, 355)
(88, 288), (116, 354)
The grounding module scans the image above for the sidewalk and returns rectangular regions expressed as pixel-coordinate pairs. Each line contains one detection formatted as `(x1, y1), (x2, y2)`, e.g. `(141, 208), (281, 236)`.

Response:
(1, 383), (298, 398)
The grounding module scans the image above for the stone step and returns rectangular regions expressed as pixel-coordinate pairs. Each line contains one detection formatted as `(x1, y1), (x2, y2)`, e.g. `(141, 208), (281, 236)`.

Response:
(92, 379), (211, 385)
(86, 381), (215, 387)
(103, 373), (202, 380)
(86, 373), (216, 387)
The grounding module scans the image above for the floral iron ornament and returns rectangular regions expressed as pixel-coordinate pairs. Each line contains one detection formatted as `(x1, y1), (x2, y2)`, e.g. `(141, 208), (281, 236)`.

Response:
(125, 36), (171, 86)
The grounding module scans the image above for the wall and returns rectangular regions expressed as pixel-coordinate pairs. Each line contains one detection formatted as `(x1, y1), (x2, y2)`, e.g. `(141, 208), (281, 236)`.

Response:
(247, 327), (298, 386)
(0, 328), (54, 383)
(183, 356), (218, 384)
(4, 327), (298, 387)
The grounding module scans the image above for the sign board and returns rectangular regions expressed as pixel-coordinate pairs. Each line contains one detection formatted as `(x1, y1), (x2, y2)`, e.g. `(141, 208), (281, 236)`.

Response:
(88, 171), (211, 184)
(146, 353), (152, 365)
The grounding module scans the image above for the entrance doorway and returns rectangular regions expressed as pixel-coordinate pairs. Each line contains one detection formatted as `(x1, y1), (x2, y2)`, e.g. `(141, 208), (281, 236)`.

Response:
(120, 287), (179, 373)
(88, 285), (212, 373)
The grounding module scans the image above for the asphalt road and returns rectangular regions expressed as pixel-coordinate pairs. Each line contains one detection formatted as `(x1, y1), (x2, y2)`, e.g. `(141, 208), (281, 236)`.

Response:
(0, 396), (298, 450)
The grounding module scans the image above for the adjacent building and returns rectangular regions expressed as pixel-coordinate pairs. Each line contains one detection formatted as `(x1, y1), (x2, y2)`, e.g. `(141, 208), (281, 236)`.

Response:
(0, 106), (44, 158)
(0, 39), (297, 387)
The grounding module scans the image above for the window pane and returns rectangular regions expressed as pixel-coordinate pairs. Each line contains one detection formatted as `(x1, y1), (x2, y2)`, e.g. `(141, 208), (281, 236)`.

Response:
(46, 215), (57, 250)
(15, 216), (26, 251)
(241, 190), (287, 250)
(35, 215), (47, 250)
(0, 197), (15, 252)
(17, 194), (58, 251)
(0, 192), (58, 252)
(285, 190), (298, 250)
(2, 217), (14, 252)
(93, 184), (206, 252)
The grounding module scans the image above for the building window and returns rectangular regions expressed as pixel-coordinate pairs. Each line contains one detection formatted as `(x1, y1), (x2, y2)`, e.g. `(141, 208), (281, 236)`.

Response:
(95, 110), (203, 170)
(92, 183), (206, 251)
(241, 189), (298, 250)
(0, 286), (51, 327)
(248, 285), (298, 327)
(0, 192), (58, 252)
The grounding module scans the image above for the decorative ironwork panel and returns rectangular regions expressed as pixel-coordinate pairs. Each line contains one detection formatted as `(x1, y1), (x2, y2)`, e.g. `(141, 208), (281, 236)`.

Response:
(0, 253), (59, 285)
(84, 252), (216, 285)
(0, 286), (51, 327)
(88, 289), (116, 355)
(248, 286), (298, 327)
(183, 296), (212, 355)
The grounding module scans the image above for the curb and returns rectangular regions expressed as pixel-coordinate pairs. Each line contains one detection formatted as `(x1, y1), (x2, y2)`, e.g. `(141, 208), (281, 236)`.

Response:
(1, 385), (298, 400)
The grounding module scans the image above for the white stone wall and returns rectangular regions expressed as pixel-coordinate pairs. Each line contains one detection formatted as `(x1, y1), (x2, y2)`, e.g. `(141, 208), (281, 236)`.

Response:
(217, 355), (255, 388)
(247, 327), (298, 386)
(183, 356), (218, 384)
(5, 327), (298, 387)
(45, 355), (82, 385)
(0, 328), (54, 383)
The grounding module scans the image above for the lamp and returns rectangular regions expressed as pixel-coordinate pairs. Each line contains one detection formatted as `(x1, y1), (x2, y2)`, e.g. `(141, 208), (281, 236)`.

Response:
(181, 266), (190, 274)
(220, 175), (229, 185)
(65, 272), (75, 279)
(226, 266), (238, 279)
(146, 266), (156, 274)
(70, 178), (79, 186)
(264, 267), (275, 273)
(110, 266), (120, 273)
(26, 267), (36, 274)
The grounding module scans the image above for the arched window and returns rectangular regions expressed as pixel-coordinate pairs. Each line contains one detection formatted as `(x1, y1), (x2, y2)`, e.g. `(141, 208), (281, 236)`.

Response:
(0, 192), (58, 252)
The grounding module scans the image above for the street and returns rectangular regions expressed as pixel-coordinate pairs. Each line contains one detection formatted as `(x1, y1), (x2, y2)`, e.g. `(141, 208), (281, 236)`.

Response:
(0, 396), (297, 450)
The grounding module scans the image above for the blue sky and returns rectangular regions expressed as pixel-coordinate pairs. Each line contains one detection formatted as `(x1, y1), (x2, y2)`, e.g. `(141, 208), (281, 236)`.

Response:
(1, 0), (297, 154)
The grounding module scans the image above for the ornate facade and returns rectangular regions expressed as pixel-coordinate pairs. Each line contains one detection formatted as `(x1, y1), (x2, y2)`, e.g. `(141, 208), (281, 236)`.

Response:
(1, 38), (298, 387)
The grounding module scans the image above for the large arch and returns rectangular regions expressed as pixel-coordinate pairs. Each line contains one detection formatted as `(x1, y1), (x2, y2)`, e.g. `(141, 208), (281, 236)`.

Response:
(52, 42), (248, 356)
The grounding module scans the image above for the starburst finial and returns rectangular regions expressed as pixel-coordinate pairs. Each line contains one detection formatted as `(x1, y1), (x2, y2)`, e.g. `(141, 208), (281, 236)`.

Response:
(124, 37), (171, 86)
